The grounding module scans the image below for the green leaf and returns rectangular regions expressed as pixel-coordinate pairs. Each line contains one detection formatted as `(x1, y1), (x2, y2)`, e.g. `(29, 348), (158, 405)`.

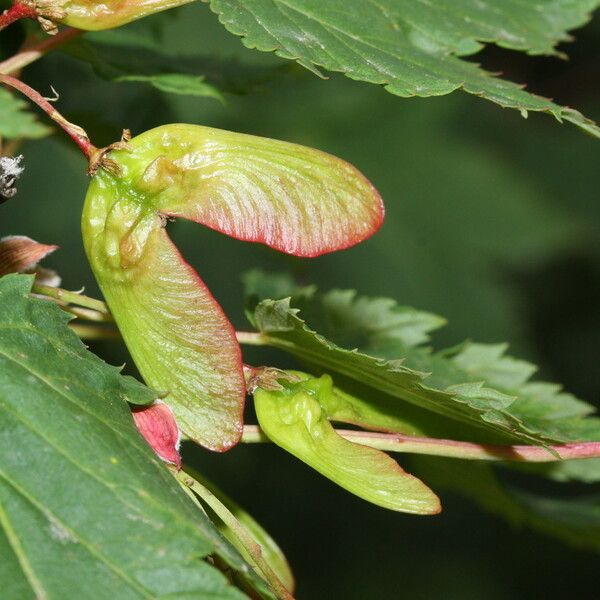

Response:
(206, 0), (600, 136)
(451, 343), (600, 440)
(248, 296), (546, 444)
(185, 468), (295, 594)
(440, 343), (600, 482)
(245, 274), (446, 358)
(0, 274), (271, 599)
(415, 458), (600, 552)
(246, 274), (600, 449)
(254, 374), (441, 514)
(116, 73), (224, 100)
(63, 39), (222, 100)
(0, 89), (50, 140)
(247, 274), (600, 547)
(63, 38), (288, 100)
(246, 273), (600, 484)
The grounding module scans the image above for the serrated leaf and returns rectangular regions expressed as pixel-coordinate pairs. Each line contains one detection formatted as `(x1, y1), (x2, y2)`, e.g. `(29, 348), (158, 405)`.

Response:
(450, 343), (600, 439)
(444, 342), (600, 483)
(254, 275), (600, 543)
(187, 469), (295, 594)
(206, 0), (600, 136)
(254, 374), (441, 514)
(0, 274), (272, 599)
(0, 89), (50, 140)
(245, 274), (446, 357)
(246, 273), (600, 449)
(245, 273), (600, 480)
(248, 297), (547, 444)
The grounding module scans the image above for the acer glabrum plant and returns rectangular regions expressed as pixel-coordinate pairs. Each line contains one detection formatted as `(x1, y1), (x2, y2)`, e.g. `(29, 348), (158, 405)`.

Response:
(1, 2), (600, 598)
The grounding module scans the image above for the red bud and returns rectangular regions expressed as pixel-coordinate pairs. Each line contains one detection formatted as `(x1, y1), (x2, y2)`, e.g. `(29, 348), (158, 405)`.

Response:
(132, 401), (181, 469)
(0, 235), (58, 280)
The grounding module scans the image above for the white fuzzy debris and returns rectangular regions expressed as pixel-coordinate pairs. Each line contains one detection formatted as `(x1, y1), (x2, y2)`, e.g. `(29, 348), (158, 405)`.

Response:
(0, 155), (25, 200)
(0, 155), (24, 178)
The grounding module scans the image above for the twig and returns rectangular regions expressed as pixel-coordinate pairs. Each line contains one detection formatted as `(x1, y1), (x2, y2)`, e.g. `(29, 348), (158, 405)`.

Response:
(0, 74), (128, 175)
(235, 331), (266, 345)
(61, 305), (114, 322)
(176, 469), (294, 600)
(0, 73), (97, 160)
(0, 28), (82, 75)
(69, 323), (121, 341)
(241, 425), (600, 463)
(33, 285), (271, 345)
(32, 283), (111, 314)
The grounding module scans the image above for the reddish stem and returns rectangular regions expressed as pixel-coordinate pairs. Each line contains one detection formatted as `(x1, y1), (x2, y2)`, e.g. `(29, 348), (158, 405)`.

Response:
(0, 73), (97, 160)
(335, 430), (600, 462)
(0, 27), (82, 75)
(0, 2), (38, 31)
(241, 425), (600, 463)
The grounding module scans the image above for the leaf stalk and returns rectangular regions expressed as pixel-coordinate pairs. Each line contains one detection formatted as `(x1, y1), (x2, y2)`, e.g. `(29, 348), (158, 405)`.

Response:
(32, 283), (111, 314)
(33, 286), (600, 465)
(176, 469), (294, 600)
(235, 331), (266, 345)
(0, 27), (81, 75)
(0, 73), (97, 160)
(241, 425), (600, 463)
(69, 323), (121, 341)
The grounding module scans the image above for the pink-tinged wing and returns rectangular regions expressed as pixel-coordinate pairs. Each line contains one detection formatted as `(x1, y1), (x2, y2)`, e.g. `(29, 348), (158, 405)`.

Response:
(83, 123), (384, 451)
(82, 179), (245, 452)
(117, 124), (385, 258)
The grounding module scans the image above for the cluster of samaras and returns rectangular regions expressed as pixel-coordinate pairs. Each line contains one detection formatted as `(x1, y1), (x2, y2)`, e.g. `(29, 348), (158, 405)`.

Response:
(82, 124), (385, 451)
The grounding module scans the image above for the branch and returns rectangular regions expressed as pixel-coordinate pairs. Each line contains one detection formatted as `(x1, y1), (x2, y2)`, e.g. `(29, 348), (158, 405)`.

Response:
(35, 285), (600, 465)
(32, 283), (111, 314)
(69, 323), (121, 341)
(236, 331), (266, 345)
(0, 73), (96, 160)
(241, 425), (600, 463)
(0, 74), (130, 175)
(0, 28), (82, 75)
(32, 288), (272, 344)
(61, 305), (113, 322)
(176, 469), (294, 600)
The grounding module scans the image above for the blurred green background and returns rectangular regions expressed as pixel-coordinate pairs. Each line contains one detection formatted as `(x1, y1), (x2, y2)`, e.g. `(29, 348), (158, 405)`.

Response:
(2, 3), (600, 597)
